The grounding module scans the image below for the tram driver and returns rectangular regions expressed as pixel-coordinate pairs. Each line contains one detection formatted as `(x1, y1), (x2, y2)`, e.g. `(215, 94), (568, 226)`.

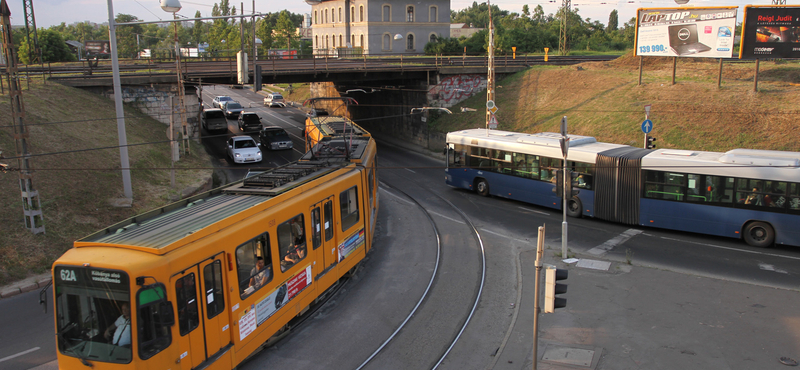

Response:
(104, 302), (131, 347)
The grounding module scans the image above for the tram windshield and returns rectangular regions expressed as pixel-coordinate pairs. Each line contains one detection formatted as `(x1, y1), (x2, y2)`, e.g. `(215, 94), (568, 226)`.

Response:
(54, 266), (132, 364)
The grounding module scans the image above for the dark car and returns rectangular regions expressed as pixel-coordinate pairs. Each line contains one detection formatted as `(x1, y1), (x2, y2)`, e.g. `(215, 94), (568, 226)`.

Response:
(238, 112), (263, 132)
(223, 102), (244, 118)
(259, 126), (293, 150)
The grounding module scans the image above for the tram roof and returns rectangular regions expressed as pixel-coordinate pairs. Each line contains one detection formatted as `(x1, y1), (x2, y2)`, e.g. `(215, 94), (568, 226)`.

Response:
(307, 115), (369, 138)
(76, 137), (373, 254)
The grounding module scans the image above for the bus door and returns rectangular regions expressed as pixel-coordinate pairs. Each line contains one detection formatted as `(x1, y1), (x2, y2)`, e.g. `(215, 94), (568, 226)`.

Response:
(172, 254), (229, 367)
(311, 197), (337, 274)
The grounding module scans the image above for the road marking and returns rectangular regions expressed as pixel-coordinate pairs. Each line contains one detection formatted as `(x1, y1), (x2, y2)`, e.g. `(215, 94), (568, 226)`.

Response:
(587, 229), (643, 256)
(405, 168), (416, 174)
(381, 188), (414, 206)
(657, 236), (800, 261)
(517, 206), (550, 215)
(0, 347), (40, 363)
(758, 263), (788, 274)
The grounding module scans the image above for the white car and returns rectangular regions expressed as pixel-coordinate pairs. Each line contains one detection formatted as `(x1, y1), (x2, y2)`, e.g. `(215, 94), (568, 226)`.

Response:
(212, 96), (234, 108)
(226, 136), (262, 164)
(264, 93), (285, 107)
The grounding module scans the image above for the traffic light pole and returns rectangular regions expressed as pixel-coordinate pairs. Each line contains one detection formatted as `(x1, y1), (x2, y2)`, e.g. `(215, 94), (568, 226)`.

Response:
(532, 225), (545, 370)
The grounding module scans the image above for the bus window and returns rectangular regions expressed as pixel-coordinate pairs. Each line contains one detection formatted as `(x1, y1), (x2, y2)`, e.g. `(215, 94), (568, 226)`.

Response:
(237, 233), (273, 298)
(571, 161), (593, 190)
(789, 184), (800, 212)
(340, 186), (360, 231)
(539, 157), (560, 182)
(737, 179), (764, 205)
(279, 215), (307, 272)
(137, 284), (172, 360)
(492, 150), (511, 173)
(512, 152), (529, 178)
(645, 171), (685, 201)
(175, 273), (199, 335)
(686, 174), (704, 202)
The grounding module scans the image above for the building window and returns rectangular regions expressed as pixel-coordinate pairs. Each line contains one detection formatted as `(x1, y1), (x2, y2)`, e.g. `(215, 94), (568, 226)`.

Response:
(324, 9), (328, 24)
(430, 33), (437, 43)
(338, 7), (342, 22)
(314, 10), (318, 25)
(407, 6), (414, 22)
(360, 34), (364, 47)
(383, 33), (391, 51)
(360, 5), (364, 22)
(351, 35), (355, 47)
(383, 5), (390, 22)
(407, 34), (414, 50)
(429, 6), (437, 22)
(339, 34), (343, 47)
(351, 7), (355, 22)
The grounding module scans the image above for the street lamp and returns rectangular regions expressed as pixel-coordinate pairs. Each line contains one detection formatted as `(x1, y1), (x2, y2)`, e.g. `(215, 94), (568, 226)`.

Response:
(161, 0), (189, 157)
(106, 0), (133, 200)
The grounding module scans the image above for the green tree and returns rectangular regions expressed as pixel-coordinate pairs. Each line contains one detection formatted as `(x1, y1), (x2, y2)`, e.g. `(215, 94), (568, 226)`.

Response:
(608, 10), (618, 32)
(273, 10), (299, 49)
(115, 14), (143, 58)
(18, 29), (76, 63)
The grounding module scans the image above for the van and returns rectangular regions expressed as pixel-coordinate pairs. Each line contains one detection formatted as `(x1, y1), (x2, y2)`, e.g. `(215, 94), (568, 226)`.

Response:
(264, 93), (285, 107)
(202, 108), (228, 133)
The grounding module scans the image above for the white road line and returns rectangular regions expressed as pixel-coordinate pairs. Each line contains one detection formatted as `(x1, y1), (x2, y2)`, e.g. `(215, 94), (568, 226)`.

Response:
(657, 236), (800, 261)
(380, 188), (414, 205)
(588, 229), (643, 256)
(758, 263), (788, 274)
(0, 347), (40, 363)
(516, 206), (550, 215)
(405, 168), (416, 174)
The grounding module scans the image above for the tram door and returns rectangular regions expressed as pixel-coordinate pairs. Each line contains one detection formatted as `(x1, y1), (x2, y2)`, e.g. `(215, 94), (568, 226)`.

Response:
(172, 254), (230, 368)
(311, 197), (337, 272)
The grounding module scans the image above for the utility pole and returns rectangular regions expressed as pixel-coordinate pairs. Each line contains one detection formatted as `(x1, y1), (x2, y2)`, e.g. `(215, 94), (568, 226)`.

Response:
(173, 14), (189, 155)
(558, 0), (571, 56)
(1, 0), (45, 234)
(485, 1), (495, 134)
(21, 0), (41, 63)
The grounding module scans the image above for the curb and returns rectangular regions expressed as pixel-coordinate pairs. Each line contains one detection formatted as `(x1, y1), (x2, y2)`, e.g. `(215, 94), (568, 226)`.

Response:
(0, 274), (52, 299)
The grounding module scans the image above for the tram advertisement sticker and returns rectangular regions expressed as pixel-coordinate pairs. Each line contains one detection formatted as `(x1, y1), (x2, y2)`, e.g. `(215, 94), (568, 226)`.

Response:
(237, 265), (314, 338)
(238, 307), (257, 341)
(635, 7), (737, 58)
(338, 229), (365, 262)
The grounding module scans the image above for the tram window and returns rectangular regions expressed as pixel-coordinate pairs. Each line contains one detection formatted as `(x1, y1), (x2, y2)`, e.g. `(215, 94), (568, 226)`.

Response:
(137, 284), (171, 360)
(341, 186), (360, 231)
(236, 233), (273, 298)
(175, 273), (199, 336)
(368, 168), (375, 209)
(203, 261), (225, 319)
(324, 201), (334, 241)
(279, 214), (307, 272)
(311, 207), (322, 249)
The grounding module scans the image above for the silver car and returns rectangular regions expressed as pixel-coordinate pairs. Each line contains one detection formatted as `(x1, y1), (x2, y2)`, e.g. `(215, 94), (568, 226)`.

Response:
(226, 136), (262, 164)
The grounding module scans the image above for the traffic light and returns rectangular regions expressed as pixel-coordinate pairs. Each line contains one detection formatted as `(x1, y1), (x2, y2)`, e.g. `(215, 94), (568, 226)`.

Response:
(544, 265), (568, 313)
(646, 135), (657, 149)
(254, 65), (262, 92)
(568, 171), (581, 197)
(553, 170), (564, 197)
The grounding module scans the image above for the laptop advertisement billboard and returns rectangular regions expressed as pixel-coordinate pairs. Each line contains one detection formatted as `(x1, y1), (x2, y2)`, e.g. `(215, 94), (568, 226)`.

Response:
(636, 7), (737, 58)
(740, 6), (800, 59)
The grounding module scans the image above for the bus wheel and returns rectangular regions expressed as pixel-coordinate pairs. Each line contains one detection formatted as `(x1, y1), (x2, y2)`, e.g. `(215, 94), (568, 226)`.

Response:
(743, 221), (774, 248)
(475, 178), (490, 197)
(566, 197), (582, 218)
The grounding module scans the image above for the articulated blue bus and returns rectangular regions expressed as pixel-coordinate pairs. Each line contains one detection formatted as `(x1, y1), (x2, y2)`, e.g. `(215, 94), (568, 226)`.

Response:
(444, 129), (800, 248)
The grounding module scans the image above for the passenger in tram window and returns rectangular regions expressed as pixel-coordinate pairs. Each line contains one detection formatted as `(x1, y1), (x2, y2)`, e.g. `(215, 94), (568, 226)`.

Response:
(283, 244), (306, 265)
(104, 302), (131, 347)
(249, 257), (270, 290)
(290, 216), (304, 245)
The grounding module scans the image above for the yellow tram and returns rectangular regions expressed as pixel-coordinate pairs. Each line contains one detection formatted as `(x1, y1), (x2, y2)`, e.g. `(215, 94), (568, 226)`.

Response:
(302, 97), (368, 152)
(51, 135), (378, 369)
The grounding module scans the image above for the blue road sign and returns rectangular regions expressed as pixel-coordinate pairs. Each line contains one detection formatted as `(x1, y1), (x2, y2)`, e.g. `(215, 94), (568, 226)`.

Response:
(641, 119), (653, 134)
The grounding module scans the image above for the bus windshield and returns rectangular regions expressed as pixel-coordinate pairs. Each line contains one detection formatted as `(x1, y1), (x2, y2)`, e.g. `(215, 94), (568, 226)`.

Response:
(54, 266), (132, 364)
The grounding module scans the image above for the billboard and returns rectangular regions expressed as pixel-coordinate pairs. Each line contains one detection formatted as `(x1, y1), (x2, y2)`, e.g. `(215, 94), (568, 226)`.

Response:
(740, 6), (800, 59)
(636, 7), (737, 58)
(85, 40), (110, 57)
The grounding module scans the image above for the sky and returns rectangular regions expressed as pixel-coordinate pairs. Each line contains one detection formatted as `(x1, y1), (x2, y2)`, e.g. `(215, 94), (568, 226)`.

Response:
(5, 0), (767, 30)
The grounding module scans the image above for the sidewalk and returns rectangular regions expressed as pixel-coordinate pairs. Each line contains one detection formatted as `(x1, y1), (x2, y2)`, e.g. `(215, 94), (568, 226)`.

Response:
(0, 272), (51, 299)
